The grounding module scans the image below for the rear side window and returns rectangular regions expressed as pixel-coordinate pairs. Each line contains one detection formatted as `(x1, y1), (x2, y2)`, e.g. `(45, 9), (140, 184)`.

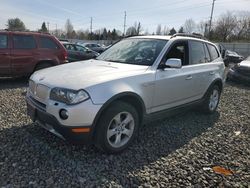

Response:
(0, 34), (8, 49)
(13, 35), (36, 49)
(189, 41), (206, 65)
(207, 44), (219, 61)
(40, 37), (59, 49)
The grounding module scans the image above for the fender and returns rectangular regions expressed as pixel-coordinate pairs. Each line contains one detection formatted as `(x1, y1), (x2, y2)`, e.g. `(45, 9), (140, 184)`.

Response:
(90, 92), (146, 137)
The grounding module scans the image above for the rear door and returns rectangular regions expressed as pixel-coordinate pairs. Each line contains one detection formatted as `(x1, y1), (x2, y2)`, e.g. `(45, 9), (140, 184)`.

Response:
(187, 40), (219, 98)
(0, 33), (11, 75)
(11, 34), (37, 75)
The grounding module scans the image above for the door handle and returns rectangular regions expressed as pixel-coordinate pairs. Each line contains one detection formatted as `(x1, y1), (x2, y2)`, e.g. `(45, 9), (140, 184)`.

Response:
(209, 71), (215, 75)
(186, 75), (192, 80)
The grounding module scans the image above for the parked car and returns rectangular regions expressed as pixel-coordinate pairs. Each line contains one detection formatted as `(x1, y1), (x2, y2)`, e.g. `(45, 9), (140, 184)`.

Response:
(81, 43), (106, 53)
(216, 43), (244, 66)
(0, 31), (68, 77)
(227, 56), (250, 83)
(62, 42), (99, 62)
(26, 34), (225, 153)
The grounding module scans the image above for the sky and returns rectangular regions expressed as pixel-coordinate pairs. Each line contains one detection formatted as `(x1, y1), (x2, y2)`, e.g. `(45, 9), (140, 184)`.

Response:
(0, 0), (250, 34)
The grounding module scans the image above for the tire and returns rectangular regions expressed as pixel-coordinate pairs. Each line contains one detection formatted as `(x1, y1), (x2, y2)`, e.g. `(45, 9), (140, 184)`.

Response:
(201, 85), (221, 114)
(94, 101), (139, 154)
(35, 62), (52, 71)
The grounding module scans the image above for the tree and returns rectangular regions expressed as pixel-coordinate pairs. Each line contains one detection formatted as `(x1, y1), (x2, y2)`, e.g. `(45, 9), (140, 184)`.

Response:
(214, 12), (237, 41)
(156, 24), (161, 35)
(184, 19), (196, 34)
(178, 26), (184, 33)
(65, 19), (74, 39)
(126, 26), (137, 36)
(111, 29), (118, 40)
(162, 26), (170, 35)
(6, 18), (26, 31)
(135, 22), (142, 35)
(169, 28), (177, 35)
(39, 22), (48, 33)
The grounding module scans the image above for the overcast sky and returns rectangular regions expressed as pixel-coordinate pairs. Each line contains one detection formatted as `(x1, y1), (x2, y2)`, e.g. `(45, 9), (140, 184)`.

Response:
(0, 0), (250, 33)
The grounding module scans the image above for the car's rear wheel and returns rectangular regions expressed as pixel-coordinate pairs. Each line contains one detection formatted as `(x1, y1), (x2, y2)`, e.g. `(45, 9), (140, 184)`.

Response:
(94, 101), (139, 154)
(202, 85), (221, 114)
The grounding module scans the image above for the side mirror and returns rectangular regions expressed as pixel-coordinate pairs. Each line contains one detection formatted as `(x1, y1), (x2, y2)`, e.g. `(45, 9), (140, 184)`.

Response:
(165, 58), (182, 69)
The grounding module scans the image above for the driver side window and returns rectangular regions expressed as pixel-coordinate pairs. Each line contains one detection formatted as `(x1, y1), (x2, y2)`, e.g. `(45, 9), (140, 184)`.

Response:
(163, 41), (188, 66)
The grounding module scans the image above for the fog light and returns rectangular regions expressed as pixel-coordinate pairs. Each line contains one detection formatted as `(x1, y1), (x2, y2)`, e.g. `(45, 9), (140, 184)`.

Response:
(59, 109), (68, 120)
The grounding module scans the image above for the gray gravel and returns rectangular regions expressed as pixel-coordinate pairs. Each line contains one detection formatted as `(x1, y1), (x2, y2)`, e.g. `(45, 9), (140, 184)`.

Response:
(0, 78), (249, 187)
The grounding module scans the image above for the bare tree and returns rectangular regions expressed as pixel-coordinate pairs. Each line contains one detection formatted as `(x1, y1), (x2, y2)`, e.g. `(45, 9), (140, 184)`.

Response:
(126, 26), (137, 36)
(156, 24), (161, 35)
(233, 11), (250, 40)
(184, 19), (196, 34)
(197, 21), (208, 36)
(163, 26), (170, 35)
(135, 22), (142, 35)
(65, 19), (74, 39)
(214, 11), (237, 41)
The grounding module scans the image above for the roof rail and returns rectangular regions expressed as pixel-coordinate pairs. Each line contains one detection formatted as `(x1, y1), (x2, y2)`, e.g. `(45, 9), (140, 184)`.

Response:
(0, 29), (51, 35)
(171, 33), (207, 40)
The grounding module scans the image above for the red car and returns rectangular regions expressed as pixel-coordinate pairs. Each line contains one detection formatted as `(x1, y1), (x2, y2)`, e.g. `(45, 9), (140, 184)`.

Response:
(0, 31), (68, 77)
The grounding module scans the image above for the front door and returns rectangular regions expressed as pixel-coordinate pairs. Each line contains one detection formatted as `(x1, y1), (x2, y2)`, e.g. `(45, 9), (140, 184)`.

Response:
(0, 33), (11, 76)
(152, 40), (198, 113)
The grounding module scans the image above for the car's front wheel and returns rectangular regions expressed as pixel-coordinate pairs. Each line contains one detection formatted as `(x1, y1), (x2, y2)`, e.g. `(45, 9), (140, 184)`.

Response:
(94, 101), (139, 154)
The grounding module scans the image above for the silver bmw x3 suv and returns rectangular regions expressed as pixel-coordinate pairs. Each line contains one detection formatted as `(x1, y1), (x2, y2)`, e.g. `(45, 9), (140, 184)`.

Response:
(26, 34), (225, 153)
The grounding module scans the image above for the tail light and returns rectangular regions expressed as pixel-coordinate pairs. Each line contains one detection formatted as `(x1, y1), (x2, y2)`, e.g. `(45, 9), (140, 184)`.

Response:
(62, 50), (68, 63)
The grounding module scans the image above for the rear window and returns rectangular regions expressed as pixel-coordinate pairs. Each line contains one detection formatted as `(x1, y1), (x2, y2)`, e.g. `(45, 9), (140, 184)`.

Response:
(13, 35), (36, 49)
(0, 34), (8, 48)
(207, 44), (219, 61)
(189, 41), (206, 64)
(40, 37), (59, 49)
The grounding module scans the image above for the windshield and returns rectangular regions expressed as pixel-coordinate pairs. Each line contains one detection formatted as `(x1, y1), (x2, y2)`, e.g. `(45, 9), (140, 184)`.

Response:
(96, 38), (167, 66)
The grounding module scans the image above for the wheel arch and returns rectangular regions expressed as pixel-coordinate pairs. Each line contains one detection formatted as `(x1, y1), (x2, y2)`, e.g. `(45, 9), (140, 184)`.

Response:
(91, 92), (146, 137)
(203, 78), (223, 99)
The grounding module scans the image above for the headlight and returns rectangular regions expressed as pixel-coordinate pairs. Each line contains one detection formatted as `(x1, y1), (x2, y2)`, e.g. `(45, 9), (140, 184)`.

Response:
(50, 88), (90, 104)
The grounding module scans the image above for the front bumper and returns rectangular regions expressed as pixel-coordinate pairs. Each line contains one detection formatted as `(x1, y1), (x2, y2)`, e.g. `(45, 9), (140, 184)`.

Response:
(26, 96), (94, 144)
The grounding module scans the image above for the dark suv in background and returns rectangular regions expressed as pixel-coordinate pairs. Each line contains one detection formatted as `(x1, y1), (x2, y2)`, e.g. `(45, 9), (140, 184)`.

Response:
(0, 31), (67, 77)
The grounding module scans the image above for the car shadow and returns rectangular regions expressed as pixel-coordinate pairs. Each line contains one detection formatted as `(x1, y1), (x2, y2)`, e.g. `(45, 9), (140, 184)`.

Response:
(0, 110), (220, 187)
(0, 77), (28, 90)
(226, 80), (250, 89)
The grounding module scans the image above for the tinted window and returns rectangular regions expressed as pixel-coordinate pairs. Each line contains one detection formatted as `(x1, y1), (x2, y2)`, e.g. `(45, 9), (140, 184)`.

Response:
(0, 34), (7, 49)
(75, 45), (87, 52)
(13, 35), (36, 49)
(203, 44), (211, 62)
(40, 37), (59, 49)
(165, 41), (188, 66)
(207, 44), (219, 61)
(64, 44), (75, 51)
(189, 41), (206, 64)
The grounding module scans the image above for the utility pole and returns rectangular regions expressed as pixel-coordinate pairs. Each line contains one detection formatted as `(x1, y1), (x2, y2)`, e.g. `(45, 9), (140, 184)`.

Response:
(90, 17), (93, 34)
(208, 0), (215, 38)
(123, 11), (127, 37)
(47, 22), (50, 33)
(55, 23), (58, 37)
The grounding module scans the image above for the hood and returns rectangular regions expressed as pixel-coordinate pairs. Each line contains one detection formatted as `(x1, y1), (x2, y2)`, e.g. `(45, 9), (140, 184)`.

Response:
(239, 60), (250, 68)
(31, 59), (149, 90)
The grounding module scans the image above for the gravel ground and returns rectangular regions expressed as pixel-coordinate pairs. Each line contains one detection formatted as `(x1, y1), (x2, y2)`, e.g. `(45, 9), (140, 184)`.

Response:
(0, 78), (249, 187)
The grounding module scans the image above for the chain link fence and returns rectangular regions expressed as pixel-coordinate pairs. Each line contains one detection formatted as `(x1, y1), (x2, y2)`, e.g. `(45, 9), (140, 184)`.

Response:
(221, 43), (250, 58)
